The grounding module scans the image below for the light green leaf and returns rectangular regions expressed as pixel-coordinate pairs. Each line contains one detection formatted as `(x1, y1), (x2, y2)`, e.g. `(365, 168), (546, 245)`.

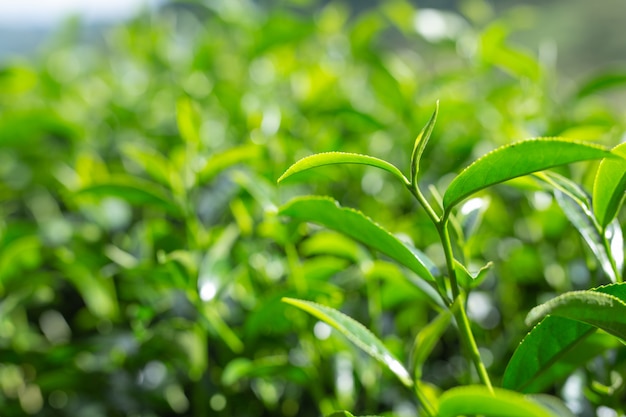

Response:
(538, 171), (621, 282)
(575, 69), (626, 98)
(526, 289), (626, 341)
(504, 283), (626, 392)
(77, 177), (181, 216)
(438, 386), (557, 417)
(282, 298), (413, 387)
(443, 138), (612, 210)
(120, 143), (183, 192)
(279, 196), (435, 282)
(176, 96), (201, 146)
(454, 260), (492, 290)
(277, 152), (409, 186)
(593, 142), (626, 229)
(410, 102), (438, 185)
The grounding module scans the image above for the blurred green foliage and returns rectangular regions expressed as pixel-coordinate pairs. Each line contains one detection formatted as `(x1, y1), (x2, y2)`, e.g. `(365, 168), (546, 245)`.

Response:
(1, 0), (625, 416)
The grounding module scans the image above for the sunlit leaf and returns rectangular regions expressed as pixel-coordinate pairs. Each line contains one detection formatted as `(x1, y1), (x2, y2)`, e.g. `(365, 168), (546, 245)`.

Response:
(575, 69), (626, 98)
(443, 138), (612, 210)
(410, 102), (438, 185)
(277, 152), (409, 186)
(279, 196), (435, 282)
(538, 171), (621, 282)
(282, 297), (413, 387)
(438, 386), (557, 417)
(526, 289), (626, 341)
(593, 142), (626, 229)
(504, 283), (626, 392)
(198, 144), (263, 183)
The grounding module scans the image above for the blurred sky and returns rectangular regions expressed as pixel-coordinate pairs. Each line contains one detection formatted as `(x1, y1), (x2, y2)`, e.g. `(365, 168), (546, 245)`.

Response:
(0, 0), (160, 27)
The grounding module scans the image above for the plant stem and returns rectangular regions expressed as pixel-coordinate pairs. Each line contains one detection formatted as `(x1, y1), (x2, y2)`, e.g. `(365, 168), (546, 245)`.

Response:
(409, 183), (493, 392)
(439, 215), (493, 393)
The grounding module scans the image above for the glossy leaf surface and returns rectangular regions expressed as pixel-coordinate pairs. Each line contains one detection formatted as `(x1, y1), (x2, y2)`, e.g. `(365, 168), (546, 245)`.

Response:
(593, 142), (626, 229)
(505, 283), (626, 392)
(538, 171), (622, 282)
(279, 196), (435, 282)
(438, 386), (556, 417)
(443, 138), (611, 210)
(526, 288), (626, 341)
(277, 152), (409, 185)
(410, 102), (438, 185)
(282, 298), (413, 387)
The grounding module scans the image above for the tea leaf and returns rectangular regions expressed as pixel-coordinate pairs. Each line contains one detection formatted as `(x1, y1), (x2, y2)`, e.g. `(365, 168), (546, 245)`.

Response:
(279, 196), (435, 282)
(504, 283), (626, 392)
(443, 138), (612, 210)
(438, 386), (557, 417)
(410, 305), (453, 380)
(410, 102), (438, 185)
(593, 142), (626, 229)
(277, 152), (409, 185)
(538, 171), (621, 282)
(526, 289), (626, 341)
(282, 298), (413, 387)
(503, 319), (617, 392)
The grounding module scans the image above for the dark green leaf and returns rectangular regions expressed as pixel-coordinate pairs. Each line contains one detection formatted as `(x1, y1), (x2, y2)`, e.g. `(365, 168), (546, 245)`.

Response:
(277, 152), (409, 186)
(282, 298), (413, 387)
(279, 196), (435, 282)
(443, 138), (612, 210)
(526, 289), (626, 341)
(504, 283), (626, 392)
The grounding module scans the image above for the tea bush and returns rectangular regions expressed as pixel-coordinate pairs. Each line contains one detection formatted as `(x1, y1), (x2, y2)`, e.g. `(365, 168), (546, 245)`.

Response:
(1, 1), (625, 416)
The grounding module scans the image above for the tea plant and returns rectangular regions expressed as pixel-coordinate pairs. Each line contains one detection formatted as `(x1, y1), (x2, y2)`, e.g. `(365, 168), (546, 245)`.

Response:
(278, 103), (626, 416)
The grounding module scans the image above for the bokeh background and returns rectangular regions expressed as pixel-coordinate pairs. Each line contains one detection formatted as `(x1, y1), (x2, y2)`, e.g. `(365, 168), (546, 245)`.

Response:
(1, 1), (626, 416)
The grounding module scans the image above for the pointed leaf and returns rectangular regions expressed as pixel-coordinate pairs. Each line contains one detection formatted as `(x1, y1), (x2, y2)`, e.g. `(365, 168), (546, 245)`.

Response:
(526, 290), (626, 341)
(443, 138), (612, 210)
(282, 298), (413, 387)
(410, 102), (438, 185)
(455, 260), (493, 290)
(538, 171), (621, 282)
(593, 142), (626, 229)
(504, 283), (626, 392)
(438, 386), (557, 417)
(277, 152), (409, 186)
(279, 196), (435, 282)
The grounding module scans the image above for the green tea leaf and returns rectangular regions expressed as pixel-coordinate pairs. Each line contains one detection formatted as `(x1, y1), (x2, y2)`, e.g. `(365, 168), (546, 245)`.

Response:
(593, 142), (626, 229)
(438, 386), (557, 417)
(443, 138), (612, 210)
(277, 152), (409, 186)
(77, 177), (181, 216)
(538, 171), (621, 282)
(526, 290), (626, 341)
(410, 102), (438, 185)
(575, 69), (626, 98)
(504, 283), (626, 392)
(454, 260), (493, 290)
(282, 298), (413, 387)
(504, 319), (617, 392)
(279, 196), (435, 282)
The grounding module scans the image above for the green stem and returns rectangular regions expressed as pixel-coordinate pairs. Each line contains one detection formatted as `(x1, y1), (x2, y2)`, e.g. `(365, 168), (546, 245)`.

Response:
(409, 184), (493, 391)
(602, 232), (622, 283)
(414, 383), (437, 417)
(439, 215), (493, 392)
